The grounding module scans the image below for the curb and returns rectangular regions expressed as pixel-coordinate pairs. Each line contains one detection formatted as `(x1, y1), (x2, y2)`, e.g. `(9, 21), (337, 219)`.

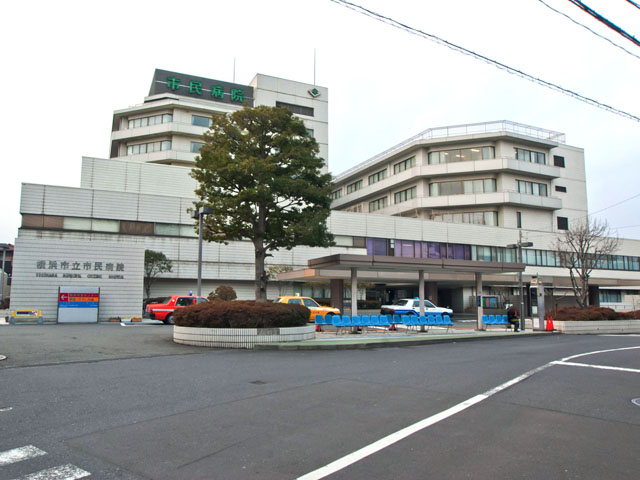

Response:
(255, 331), (554, 350)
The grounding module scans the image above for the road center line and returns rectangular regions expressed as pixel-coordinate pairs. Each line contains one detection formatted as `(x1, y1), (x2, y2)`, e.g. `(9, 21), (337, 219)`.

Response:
(297, 344), (640, 480)
(552, 361), (640, 373)
(0, 445), (46, 466)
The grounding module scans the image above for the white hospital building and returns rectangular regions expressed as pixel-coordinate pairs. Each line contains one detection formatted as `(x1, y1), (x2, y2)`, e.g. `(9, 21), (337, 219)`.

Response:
(8, 69), (640, 321)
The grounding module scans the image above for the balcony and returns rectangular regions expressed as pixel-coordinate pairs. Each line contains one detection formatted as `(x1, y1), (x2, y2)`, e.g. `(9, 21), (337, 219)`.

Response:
(111, 122), (207, 142)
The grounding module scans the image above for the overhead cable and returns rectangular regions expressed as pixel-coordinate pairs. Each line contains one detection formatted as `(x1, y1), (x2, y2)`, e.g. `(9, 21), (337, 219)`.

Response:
(328, 0), (640, 123)
(567, 0), (640, 47)
(626, 0), (640, 11)
(536, 0), (640, 60)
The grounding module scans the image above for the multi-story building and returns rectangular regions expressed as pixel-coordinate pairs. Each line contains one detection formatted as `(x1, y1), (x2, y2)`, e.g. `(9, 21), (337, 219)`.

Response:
(7, 70), (640, 322)
(109, 69), (329, 171)
(330, 121), (586, 233)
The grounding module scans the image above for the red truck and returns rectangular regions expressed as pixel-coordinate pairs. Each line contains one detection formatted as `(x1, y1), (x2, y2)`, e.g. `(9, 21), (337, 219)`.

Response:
(145, 295), (208, 324)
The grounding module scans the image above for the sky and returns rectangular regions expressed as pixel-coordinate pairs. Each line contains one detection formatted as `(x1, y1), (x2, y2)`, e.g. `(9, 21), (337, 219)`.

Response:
(2, 0), (639, 244)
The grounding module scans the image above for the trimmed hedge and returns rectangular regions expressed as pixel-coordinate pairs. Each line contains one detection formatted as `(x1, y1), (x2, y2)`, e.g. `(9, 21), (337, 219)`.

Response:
(173, 300), (309, 328)
(546, 306), (640, 321)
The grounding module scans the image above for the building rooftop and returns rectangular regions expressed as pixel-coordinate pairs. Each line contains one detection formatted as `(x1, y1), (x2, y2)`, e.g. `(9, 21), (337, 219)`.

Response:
(334, 120), (566, 181)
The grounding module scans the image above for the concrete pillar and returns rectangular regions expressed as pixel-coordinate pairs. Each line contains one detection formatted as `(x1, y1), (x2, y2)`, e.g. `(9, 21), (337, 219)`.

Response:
(418, 270), (425, 316)
(330, 279), (344, 313)
(426, 282), (438, 305)
(351, 268), (358, 317)
(476, 272), (484, 330)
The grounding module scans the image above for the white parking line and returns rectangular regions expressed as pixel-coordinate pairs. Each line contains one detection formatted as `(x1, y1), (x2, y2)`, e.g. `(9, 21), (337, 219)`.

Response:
(0, 446), (46, 467)
(552, 361), (640, 373)
(11, 464), (90, 480)
(297, 344), (640, 480)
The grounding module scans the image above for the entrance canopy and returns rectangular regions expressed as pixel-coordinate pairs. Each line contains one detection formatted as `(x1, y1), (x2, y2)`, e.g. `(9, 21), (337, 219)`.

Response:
(278, 254), (526, 330)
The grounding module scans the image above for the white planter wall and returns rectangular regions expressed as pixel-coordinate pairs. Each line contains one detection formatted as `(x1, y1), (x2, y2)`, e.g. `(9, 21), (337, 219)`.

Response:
(553, 319), (640, 334)
(173, 325), (315, 348)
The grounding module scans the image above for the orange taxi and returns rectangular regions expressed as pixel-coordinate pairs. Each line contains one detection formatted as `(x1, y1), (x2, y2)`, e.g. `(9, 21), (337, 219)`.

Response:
(276, 296), (340, 322)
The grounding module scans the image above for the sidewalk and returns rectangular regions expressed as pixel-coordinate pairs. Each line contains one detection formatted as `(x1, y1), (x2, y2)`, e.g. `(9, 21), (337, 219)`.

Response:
(257, 326), (552, 350)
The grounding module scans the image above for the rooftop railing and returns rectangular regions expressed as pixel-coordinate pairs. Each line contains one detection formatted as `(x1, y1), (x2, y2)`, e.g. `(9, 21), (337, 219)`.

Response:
(334, 120), (566, 181)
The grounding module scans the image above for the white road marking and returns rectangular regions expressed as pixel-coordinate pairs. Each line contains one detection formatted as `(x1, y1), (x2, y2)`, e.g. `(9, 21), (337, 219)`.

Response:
(11, 464), (90, 480)
(0, 407), (13, 412)
(552, 361), (640, 373)
(297, 344), (640, 480)
(0, 446), (46, 466)
(297, 363), (553, 480)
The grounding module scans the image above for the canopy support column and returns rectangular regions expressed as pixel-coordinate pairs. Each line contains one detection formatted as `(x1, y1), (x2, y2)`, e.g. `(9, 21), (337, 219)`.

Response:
(476, 272), (484, 330)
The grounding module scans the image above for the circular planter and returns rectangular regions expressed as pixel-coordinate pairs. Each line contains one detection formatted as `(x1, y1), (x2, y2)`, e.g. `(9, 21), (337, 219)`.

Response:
(173, 325), (316, 349)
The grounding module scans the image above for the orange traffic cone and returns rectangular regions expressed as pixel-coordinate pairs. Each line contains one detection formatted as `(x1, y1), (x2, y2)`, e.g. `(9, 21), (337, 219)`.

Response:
(545, 315), (549, 331)
(548, 315), (554, 331)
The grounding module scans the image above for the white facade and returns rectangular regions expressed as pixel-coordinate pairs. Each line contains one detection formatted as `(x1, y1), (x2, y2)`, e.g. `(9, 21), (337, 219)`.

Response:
(8, 71), (640, 322)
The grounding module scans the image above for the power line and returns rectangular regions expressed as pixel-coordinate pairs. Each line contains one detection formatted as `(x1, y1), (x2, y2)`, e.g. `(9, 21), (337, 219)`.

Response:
(567, 0), (640, 47)
(536, 0), (640, 60)
(328, 0), (640, 123)
(589, 191), (640, 215)
(626, 1), (640, 11)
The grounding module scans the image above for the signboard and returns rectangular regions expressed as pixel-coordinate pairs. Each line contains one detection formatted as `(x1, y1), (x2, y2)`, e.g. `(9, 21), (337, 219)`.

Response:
(57, 286), (100, 323)
(148, 69), (254, 107)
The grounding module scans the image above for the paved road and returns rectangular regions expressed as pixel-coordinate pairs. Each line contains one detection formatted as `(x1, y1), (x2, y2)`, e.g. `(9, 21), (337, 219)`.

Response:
(1, 325), (638, 479)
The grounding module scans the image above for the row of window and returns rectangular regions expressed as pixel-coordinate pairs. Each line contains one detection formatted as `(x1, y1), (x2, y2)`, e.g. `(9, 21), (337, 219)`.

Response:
(192, 115), (213, 127)
(127, 114), (172, 129)
(369, 197), (387, 212)
(428, 146), (495, 164)
(21, 215), (640, 273)
(515, 148), (546, 164)
(432, 211), (498, 226)
(369, 169), (387, 185)
(331, 189), (342, 200)
(517, 180), (548, 197)
(126, 140), (171, 155)
(190, 141), (205, 153)
(367, 186), (418, 212)
(346, 180), (363, 194)
(393, 156), (416, 174)
(365, 237), (640, 271)
(429, 179), (496, 196)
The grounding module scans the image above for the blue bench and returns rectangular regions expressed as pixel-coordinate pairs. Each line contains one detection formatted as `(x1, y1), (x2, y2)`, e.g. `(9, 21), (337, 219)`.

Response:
(482, 314), (513, 330)
(318, 313), (454, 334)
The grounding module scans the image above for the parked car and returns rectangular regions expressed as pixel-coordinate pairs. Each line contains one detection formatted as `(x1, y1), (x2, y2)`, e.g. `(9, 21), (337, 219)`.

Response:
(380, 298), (453, 316)
(145, 295), (208, 324)
(276, 296), (340, 321)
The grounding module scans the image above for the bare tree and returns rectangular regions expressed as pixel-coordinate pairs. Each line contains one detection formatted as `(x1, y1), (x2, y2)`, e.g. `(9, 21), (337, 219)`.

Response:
(553, 218), (619, 308)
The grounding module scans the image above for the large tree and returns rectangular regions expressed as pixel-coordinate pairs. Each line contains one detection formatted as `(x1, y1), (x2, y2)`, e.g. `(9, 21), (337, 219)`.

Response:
(191, 105), (334, 301)
(553, 218), (619, 308)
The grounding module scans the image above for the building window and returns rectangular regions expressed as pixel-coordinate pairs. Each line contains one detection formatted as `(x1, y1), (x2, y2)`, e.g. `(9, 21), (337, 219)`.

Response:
(517, 180), (548, 196)
(429, 178), (496, 196)
(190, 141), (205, 153)
(346, 204), (363, 213)
(555, 185), (567, 193)
(128, 113), (172, 129)
(346, 180), (363, 194)
(393, 156), (416, 174)
(368, 169), (387, 185)
(306, 128), (314, 136)
(331, 189), (342, 200)
(369, 197), (388, 212)
(192, 115), (212, 127)
(127, 140), (171, 155)
(432, 211), (498, 226)
(275, 101), (314, 117)
(428, 146), (494, 164)
(515, 148), (546, 164)
(557, 216), (569, 230)
(599, 290), (622, 303)
(394, 186), (417, 204)
(517, 211), (522, 228)
(553, 155), (565, 167)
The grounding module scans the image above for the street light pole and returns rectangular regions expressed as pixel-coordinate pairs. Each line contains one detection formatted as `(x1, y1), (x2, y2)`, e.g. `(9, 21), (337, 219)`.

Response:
(507, 233), (533, 332)
(191, 207), (213, 297)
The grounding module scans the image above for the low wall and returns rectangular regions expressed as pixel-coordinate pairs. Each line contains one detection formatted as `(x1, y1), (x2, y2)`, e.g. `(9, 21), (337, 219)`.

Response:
(554, 319), (640, 334)
(173, 325), (316, 349)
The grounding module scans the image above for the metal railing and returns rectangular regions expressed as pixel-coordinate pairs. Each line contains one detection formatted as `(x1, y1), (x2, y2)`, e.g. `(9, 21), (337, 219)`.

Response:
(334, 120), (566, 181)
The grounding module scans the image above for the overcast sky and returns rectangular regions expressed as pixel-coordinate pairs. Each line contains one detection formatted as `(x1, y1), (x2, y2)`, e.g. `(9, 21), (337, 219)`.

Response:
(2, 0), (639, 244)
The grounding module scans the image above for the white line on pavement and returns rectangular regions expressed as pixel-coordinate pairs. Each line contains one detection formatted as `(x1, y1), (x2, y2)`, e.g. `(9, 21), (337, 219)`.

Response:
(297, 344), (640, 480)
(10, 464), (90, 480)
(0, 446), (46, 467)
(552, 361), (640, 373)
